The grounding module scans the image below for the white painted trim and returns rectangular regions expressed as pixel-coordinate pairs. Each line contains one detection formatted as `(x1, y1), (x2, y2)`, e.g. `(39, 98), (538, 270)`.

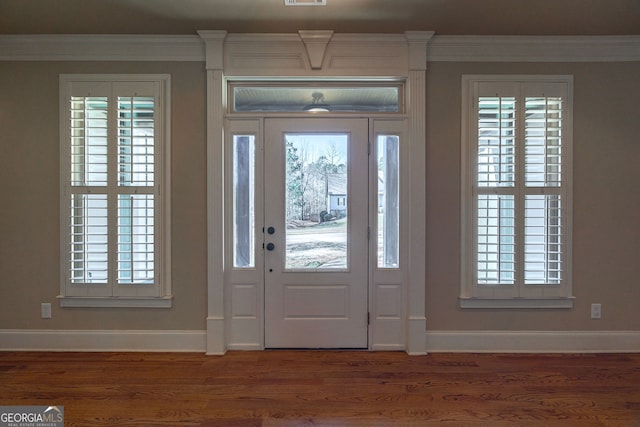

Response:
(459, 297), (574, 309)
(201, 31), (432, 354)
(426, 331), (640, 353)
(0, 34), (204, 61)
(429, 35), (640, 62)
(0, 330), (206, 352)
(206, 317), (226, 355)
(58, 74), (172, 304)
(222, 32), (412, 77)
(227, 343), (263, 351)
(2, 34), (640, 62)
(58, 296), (173, 308)
(371, 344), (406, 351)
(460, 75), (574, 304)
(407, 317), (428, 355)
(3, 329), (637, 353)
(298, 30), (334, 69)
(205, 69), (227, 355)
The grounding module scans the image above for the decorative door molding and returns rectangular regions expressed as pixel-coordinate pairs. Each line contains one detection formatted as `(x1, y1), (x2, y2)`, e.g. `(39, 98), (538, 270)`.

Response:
(3, 34), (639, 62)
(199, 30), (434, 355)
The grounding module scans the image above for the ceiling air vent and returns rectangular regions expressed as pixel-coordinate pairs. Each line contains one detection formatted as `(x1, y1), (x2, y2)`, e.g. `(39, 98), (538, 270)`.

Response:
(284, 0), (327, 6)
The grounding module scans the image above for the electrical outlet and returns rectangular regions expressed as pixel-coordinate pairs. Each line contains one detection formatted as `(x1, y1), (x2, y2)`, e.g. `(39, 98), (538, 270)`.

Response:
(41, 303), (52, 319)
(590, 303), (602, 320)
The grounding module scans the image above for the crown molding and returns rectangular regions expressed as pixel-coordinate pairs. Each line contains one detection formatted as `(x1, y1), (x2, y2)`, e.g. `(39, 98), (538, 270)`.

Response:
(428, 35), (640, 62)
(0, 34), (204, 61)
(1, 34), (639, 62)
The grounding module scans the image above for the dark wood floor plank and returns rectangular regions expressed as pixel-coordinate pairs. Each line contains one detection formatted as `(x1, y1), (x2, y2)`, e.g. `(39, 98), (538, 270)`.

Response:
(1, 351), (639, 426)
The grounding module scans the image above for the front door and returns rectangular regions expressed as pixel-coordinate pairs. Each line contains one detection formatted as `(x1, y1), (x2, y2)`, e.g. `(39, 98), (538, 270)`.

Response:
(264, 118), (369, 348)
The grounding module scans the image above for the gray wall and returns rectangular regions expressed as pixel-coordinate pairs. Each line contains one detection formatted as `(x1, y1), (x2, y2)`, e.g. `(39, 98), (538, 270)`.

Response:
(426, 61), (640, 331)
(1, 59), (639, 334)
(0, 61), (208, 330)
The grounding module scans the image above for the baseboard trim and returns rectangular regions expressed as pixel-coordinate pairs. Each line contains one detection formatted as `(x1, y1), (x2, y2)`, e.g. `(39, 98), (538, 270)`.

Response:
(227, 343), (263, 351)
(426, 330), (640, 353)
(3, 329), (638, 353)
(0, 329), (207, 352)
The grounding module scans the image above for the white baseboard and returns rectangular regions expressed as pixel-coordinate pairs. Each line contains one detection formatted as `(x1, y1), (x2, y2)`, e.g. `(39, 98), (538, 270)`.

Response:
(206, 317), (226, 355)
(426, 331), (640, 353)
(227, 343), (263, 351)
(3, 329), (638, 353)
(0, 329), (207, 352)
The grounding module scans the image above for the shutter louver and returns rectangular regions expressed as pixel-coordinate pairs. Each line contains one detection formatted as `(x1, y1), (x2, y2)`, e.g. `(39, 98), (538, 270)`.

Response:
(477, 97), (516, 187)
(477, 195), (515, 284)
(117, 96), (155, 187)
(70, 194), (108, 283)
(117, 194), (155, 284)
(116, 96), (156, 284)
(475, 92), (565, 288)
(462, 76), (571, 304)
(70, 96), (108, 186)
(525, 97), (563, 187)
(523, 95), (563, 285)
(69, 95), (109, 284)
(524, 195), (562, 284)
(476, 96), (517, 285)
(62, 75), (170, 305)
(66, 88), (158, 288)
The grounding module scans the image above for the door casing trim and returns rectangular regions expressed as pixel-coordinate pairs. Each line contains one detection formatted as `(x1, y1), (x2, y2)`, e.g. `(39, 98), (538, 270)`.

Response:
(201, 30), (434, 354)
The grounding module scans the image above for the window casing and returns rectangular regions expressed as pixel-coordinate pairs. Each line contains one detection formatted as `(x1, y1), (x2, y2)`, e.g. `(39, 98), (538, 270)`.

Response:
(461, 75), (573, 308)
(59, 75), (171, 307)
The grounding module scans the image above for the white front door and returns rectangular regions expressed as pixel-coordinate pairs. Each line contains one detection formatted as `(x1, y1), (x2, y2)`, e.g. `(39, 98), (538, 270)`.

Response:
(264, 118), (369, 348)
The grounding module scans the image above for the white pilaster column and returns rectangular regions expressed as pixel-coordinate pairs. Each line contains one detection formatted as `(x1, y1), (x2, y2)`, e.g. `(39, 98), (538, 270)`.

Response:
(405, 31), (434, 355)
(198, 30), (228, 355)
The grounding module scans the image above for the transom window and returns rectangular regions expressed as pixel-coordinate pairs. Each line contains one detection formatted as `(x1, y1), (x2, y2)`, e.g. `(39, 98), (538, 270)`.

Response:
(461, 75), (573, 308)
(230, 83), (403, 113)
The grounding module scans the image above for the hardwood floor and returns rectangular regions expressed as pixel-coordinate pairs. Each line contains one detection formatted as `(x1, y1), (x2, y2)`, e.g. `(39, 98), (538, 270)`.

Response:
(1, 351), (639, 426)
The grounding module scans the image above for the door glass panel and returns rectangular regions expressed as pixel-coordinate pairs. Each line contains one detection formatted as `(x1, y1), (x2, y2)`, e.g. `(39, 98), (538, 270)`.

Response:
(284, 134), (348, 269)
(233, 135), (255, 268)
(377, 135), (400, 268)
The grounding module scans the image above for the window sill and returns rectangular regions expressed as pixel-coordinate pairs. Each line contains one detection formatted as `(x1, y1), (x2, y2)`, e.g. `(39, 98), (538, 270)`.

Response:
(459, 297), (574, 309)
(58, 296), (173, 308)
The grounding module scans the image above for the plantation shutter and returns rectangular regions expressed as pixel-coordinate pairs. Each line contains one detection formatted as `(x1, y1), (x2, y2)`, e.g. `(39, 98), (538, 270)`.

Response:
(522, 83), (565, 288)
(63, 78), (164, 300)
(471, 79), (569, 299)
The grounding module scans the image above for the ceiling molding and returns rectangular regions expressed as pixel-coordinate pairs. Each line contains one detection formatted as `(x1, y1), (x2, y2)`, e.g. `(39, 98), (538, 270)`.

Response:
(428, 35), (640, 62)
(1, 34), (640, 62)
(0, 34), (204, 61)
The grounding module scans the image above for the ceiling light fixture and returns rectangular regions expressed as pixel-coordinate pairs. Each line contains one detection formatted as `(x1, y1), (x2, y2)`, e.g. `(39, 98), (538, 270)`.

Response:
(284, 0), (327, 6)
(303, 92), (330, 112)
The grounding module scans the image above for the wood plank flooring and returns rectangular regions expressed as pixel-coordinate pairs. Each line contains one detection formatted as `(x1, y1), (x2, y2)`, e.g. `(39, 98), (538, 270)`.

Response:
(1, 351), (639, 426)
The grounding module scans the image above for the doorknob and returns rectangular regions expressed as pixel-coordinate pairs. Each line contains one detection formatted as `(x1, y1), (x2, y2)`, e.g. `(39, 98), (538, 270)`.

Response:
(267, 226), (275, 235)
(266, 243), (275, 251)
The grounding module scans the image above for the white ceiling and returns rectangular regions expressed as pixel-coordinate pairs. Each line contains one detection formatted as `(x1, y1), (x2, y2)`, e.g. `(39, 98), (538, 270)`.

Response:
(1, 0), (640, 35)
